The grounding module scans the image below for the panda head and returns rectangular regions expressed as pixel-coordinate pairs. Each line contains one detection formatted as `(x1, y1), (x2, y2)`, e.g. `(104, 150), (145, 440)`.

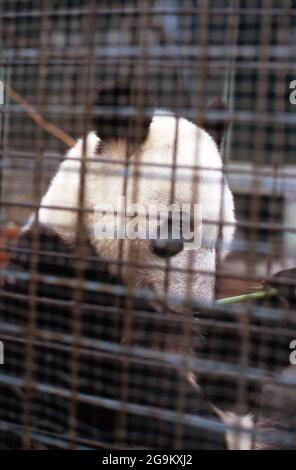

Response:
(38, 76), (236, 311)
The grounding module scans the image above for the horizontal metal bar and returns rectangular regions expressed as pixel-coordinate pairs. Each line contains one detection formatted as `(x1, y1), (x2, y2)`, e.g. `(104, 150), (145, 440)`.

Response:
(0, 6), (295, 20)
(1, 45), (295, 61)
(1, 58), (296, 71)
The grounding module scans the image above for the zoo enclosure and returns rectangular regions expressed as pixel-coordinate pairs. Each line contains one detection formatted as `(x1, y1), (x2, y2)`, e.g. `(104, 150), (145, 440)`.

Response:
(0, 0), (296, 450)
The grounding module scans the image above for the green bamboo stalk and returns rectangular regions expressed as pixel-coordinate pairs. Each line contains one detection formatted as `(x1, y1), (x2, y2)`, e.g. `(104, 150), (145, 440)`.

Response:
(217, 287), (278, 305)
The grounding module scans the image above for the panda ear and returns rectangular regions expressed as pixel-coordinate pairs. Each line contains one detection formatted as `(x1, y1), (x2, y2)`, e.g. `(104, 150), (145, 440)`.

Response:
(94, 74), (156, 148)
(204, 97), (231, 146)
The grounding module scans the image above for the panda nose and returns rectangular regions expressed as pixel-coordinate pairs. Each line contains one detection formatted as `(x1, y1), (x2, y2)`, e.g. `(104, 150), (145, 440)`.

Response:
(151, 237), (184, 258)
(151, 211), (187, 257)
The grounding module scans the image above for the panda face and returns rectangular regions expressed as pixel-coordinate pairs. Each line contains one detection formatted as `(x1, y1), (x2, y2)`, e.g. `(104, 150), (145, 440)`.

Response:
(38, 111), (235, 311)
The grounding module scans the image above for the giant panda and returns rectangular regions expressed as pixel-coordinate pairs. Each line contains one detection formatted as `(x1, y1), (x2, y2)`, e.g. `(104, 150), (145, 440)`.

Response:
(0, 75), (272, 450)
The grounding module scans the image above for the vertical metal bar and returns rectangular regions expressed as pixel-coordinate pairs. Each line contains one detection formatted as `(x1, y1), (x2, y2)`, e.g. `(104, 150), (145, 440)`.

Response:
(236, 0), (273, 450)
(265, 0), (291, 274)
(0, 0), (3, 228)
(68, 0), (97, 450)
(21, 0), (52, 449)
(173, 0), (210, 449)
(116, 0), (151, 447)
(0, 1), (10, 230)
(215, 1), (239, 300)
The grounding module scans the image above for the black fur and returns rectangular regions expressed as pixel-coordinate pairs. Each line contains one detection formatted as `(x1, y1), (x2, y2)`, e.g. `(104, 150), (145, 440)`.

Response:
(0, 225), (226, 449)
(95, 74), (156, 150)
(197, 283), (296, 448)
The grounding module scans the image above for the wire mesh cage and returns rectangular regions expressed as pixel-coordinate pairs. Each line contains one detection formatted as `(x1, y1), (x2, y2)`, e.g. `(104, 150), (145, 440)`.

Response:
(0, 0), (296, 450)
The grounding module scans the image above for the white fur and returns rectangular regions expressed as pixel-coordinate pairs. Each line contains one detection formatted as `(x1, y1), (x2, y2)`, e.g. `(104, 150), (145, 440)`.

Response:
(216, 411), (256, 450)
(35, 111), (240, 448)
(38, 112), (235, 306)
